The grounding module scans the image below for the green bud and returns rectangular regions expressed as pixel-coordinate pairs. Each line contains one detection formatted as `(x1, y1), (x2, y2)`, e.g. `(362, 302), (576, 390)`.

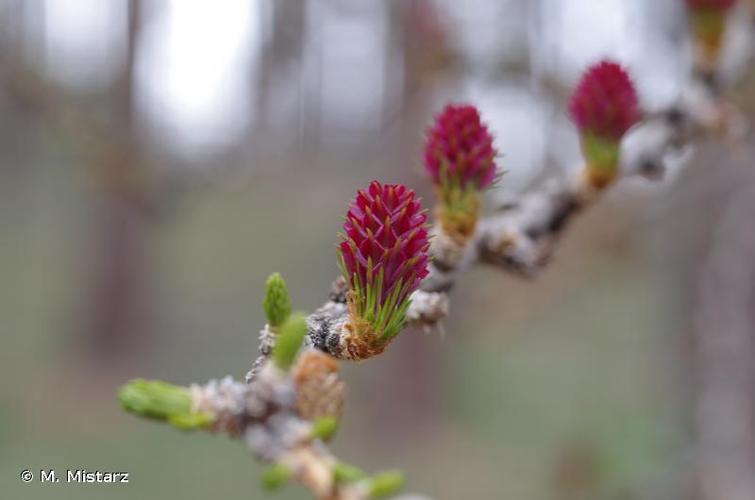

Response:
(581, 133), (620, 175)
(333, 462), (366, 484)
(367, 471), (405, 498)
(168, 412), (215, 430)
(263, 272), (292, 328)
(272, 313), (308, 371)
(310, 416), (339, 441)
(118, 379), (191, 419)
(260, 464), (292, 491)
(117, 379), (213, 431)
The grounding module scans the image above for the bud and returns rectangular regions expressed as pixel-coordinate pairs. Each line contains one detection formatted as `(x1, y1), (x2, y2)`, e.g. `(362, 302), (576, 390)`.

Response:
(272, 314), (308, 371)
(260, 464), (293, 491)
(686, 0), (737, 74)
(310, 416), (339, 441)
(569, 60), (639, 187)
(292, 350), (345, 423)
(118, 379), (214, 430)
(338, 181), (430, 355)
(424, 104), (498, 241)
(262, 273), (291, 328)
(333, 462), (366, 484)
(687, 0), (736, 9)
(367, 470), (405, 498)
(263, 272), (292, 328)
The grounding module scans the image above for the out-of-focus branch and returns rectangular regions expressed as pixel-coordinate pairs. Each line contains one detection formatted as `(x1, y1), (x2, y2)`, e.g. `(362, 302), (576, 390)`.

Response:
(415, 58), (750, 322)
(122, 317), (409, 500)
(118, 5), (755, 500)
(247, 22), (754, 407)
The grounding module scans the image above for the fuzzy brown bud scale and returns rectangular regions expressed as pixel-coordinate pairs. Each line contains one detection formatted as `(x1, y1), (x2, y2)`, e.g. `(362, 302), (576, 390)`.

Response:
(292, 350), (346, 423)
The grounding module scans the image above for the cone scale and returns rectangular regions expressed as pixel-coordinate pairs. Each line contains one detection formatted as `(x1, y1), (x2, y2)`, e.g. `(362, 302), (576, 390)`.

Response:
(569, 60), (640, 188)
(423, 104), (499, 242)
(338, 181), (430, 358)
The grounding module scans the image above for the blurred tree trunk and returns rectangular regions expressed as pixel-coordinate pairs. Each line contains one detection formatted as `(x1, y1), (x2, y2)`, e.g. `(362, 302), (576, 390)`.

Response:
(87, 0), (149, 358)
(2, 0), (152, 359)
(664, 138), (755, 500)
(253, 0), (305, 134)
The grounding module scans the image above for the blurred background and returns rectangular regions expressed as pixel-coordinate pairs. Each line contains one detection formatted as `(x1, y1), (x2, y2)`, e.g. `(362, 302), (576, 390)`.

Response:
(1, 1), (754, 499)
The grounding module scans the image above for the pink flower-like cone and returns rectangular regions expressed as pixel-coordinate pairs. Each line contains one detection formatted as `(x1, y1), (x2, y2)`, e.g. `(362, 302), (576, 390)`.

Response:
(424, 104), (498, 242)
(569, 60), (640, 188)
(686, 0), (737, 74)
(338, 181), (430, 358)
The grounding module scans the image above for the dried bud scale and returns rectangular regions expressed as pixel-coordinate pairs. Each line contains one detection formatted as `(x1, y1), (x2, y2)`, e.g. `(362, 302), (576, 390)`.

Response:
(406, 290), (450, 327)
(292, 349), (345, 423)
(424, 104), (499, 242)
(569, 60), (640, 188)
(189, 376), (248, 436)
(338, 181), (430, 359)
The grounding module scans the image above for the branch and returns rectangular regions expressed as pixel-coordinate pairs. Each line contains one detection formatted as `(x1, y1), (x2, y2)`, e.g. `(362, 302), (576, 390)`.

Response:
(118, 9), (754, 500)
(122, 325), (405, 500)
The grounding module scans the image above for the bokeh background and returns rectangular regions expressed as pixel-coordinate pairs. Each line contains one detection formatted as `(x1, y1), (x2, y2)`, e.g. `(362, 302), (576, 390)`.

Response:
(2, 1), (755, 499)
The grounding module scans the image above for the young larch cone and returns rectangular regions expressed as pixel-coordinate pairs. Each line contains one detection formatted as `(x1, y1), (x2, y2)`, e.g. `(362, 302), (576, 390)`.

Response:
(338, 181), (430, 358)
(292, 350), (345, 424)
(686, 0), (737, 75)
(424, 104), (498, 242)
(569, 60), (640, 188)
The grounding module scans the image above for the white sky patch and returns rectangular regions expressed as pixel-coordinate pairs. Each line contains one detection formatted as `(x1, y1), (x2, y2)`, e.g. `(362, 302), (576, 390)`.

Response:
(437, 0), (527, 69)
(308, 1), (390, 141)
(542, 0), (633, 82)
(36, 0), (690, 157)
(136, 0), (261, 155)
(43, 0), (125, 89)
(537, 0), (688, 108)
(460, 80), (553, 194)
